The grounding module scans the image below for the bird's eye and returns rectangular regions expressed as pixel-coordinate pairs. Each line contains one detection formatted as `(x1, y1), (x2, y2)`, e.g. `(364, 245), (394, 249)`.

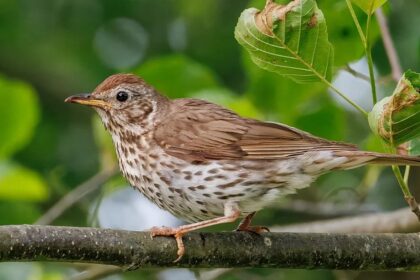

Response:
(116, 91), (129, 102)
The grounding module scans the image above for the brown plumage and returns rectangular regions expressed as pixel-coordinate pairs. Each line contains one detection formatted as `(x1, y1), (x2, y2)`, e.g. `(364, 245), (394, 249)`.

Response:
(66, 73), (420, 261)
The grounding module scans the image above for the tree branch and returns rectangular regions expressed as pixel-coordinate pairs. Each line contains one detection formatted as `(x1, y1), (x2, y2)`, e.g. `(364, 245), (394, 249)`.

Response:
(2, 225), (420, 270)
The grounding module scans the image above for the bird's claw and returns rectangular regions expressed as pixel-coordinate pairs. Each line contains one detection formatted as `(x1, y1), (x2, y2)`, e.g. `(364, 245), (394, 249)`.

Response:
(150, 226), (185, 262)
(236, 225), (270, 234)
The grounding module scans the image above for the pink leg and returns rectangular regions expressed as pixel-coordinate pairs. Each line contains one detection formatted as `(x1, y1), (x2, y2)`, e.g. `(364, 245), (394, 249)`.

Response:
(151, 205), (241, 262)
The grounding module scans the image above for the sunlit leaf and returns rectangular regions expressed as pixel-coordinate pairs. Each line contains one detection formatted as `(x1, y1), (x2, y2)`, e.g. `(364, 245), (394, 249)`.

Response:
(352, 0), (387, 15)
(0, 161), (48, 201)
(235, 0), (334, 83)
(134, 54), (220, 98)
(0, 75), (39, 158)
(368, 70), (420, 146)
(248, 0), (380, 66)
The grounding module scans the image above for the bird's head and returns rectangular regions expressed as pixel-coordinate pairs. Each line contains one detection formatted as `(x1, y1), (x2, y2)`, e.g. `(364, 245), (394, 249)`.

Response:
(65, 74), (167, 134)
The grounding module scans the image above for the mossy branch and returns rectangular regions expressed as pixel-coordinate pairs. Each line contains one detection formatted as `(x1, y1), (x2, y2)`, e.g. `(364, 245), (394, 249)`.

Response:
(1, 225), (420, 270)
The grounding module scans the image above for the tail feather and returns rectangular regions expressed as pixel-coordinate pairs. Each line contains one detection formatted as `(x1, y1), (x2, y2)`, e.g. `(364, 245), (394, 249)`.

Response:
(367, 152), (420, 166)
(335, 151), (420, 168)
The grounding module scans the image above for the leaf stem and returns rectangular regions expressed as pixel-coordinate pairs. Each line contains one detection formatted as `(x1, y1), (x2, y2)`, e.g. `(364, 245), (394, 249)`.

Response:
(326, 81), (369, 117)
(346, 0), (377, 105)
(345, 0), (367, 46)
(270, 33), (369, 117)
(392, 165), (411, 198)
(404, 166), (411, 185)
(365, 13), (377, 104)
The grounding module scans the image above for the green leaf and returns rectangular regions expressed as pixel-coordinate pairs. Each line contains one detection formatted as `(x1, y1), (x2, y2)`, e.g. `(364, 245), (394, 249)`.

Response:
(368, 70), (420, 146)
(235, 0), (334, 83)
(134, 54), (220, 98)
(0, 75), (39, 158)
(0, 161), (48, 201)
(352, 0), (387, 15)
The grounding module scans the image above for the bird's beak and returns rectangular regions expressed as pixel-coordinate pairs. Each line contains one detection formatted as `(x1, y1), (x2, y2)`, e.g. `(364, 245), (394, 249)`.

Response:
(65, 93), (110, 109)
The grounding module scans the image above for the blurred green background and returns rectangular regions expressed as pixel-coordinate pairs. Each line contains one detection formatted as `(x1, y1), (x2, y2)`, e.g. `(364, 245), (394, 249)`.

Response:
(0, 0), (419, 279)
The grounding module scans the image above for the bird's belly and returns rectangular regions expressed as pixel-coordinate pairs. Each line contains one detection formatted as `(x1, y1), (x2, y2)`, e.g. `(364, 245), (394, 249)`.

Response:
(127, 158), (315, 223)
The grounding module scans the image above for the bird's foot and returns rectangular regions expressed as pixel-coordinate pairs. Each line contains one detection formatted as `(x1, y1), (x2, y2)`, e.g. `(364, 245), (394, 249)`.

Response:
(235, 212), (269, 234)
(235, 225), (270, 234)
(150, 226), (185, 262)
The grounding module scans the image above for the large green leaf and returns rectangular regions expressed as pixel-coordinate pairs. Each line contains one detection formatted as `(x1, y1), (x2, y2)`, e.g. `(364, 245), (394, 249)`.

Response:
(247, 0), (380, 67)
(134, 54), (220, 98)
(368, 70), (420, 146)
(352, 0), (387, 15)
(0, 161), (48, 201)
(235, 0), (334, 83)
(0, 75), (39, 158)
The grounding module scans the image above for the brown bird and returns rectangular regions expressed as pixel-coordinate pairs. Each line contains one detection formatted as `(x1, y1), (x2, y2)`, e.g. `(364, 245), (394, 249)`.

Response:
(66, 73), (420, 261)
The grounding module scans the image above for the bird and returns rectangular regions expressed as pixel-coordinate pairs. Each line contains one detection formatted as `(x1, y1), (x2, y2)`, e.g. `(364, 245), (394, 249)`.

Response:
(65, 73), (420, 261)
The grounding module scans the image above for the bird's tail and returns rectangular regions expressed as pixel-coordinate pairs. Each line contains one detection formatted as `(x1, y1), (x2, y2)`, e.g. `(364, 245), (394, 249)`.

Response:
(335, 150), (420, 170)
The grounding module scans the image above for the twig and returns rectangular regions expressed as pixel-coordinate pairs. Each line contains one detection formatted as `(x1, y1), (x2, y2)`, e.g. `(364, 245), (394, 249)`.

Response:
(343, 64), (371, 82)
(272, 199), (376, 217)
(2, 225), (420, 270)
(272, 207), (420, 233)
(391, 166), (420, 221)
(36, 168), (118, 225)
(375, 8), (403, 81)
(70, 265), (121, 280)
(371, 6), (417, 222)
(345, 0), (377, 104)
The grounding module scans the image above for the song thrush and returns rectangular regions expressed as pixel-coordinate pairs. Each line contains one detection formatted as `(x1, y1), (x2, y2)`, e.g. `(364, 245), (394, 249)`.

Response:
(66, 73), (420, 261)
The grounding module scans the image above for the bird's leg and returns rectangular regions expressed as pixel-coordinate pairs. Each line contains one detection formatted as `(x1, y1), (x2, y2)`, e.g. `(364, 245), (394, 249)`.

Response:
(235, 212), (270, 234)
(150, 203), (241, 262)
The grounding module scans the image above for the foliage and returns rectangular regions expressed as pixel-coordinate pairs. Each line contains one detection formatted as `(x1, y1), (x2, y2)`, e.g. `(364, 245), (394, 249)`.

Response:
(0, 76), (48, 206)
(0, 76), (39, 159)
(369, 70), (420, 146)
(235, 0), (334, 83)
(0, 0), (418, 279)
(352, 0), (387, 15)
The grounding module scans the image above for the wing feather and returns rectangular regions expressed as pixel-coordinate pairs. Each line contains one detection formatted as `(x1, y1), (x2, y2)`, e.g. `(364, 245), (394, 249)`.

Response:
(154, 99), (358, 162)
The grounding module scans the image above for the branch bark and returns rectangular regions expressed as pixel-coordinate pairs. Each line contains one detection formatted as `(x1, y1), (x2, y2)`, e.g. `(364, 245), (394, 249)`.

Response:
(1, 225), (420, 270)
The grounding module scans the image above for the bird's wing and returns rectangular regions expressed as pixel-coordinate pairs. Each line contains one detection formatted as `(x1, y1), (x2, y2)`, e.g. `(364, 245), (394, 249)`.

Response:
(154, 99), (358, 162)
